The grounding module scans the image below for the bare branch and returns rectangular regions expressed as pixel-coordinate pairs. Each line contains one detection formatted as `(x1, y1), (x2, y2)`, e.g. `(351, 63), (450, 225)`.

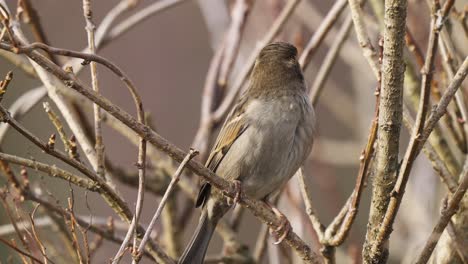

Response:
(372, 0), (443, 255)
(298, 0), (348, 69)
(347, 0), (380, 78)
(362, 0), (407, 262)
(132, 149), (198, 263)
(310, 15), (353, 106)
(82, 0), (105, 180)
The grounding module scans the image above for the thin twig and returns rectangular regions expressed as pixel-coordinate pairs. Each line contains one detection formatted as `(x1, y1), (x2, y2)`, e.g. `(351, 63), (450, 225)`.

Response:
(0, 152), (98, 190)
(191, 42), (225, 158)
(446, 219), (468, 262)
(310, 15), (353, 106)
(414, 159), (468, 264)
(0, 191), (35, 263)
(438, 30), (468, 152)
(300, 77), (380, 263)
(438, 34), (467, 152)
(82, 0), (105, 180)
(324, 81), (380, 248)
(405, 28), (425, 68)
(103, 0), (189, 45)
(420, 56), (468, 153)
(43, 102), (73, 154)
(96, 1), (145, 257)
(347, 0), (380, 78)
(402, 109), (459, 192)
(132, 149), (198, 263)
(298, 0), (348, 69)
(0, 104), (134, 224)
(21, 190), (165, 262)
(0, 236), (45, 264)
(218, 0), (252, 87)
(66, 196), (85, 264)
(17, 0), (50, 46)
(1, 42), (149, 232)
(28, 205), (53, 264)
(0, 70), (13, 103)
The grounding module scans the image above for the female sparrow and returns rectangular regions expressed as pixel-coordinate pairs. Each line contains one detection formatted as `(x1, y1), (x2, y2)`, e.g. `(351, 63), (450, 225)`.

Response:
(179, 42), (316, 264)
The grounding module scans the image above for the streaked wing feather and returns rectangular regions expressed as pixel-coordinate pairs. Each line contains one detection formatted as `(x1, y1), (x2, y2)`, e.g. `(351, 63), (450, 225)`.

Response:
(195, 100), (249, 208)
(206, 114), (247, 171)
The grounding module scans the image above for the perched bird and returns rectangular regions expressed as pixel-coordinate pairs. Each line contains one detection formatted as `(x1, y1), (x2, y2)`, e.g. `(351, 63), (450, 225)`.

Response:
(178, 42), (316, 264)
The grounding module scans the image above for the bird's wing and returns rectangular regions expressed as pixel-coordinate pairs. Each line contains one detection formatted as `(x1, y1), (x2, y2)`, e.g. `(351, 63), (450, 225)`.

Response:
(195, 99), (250, 207)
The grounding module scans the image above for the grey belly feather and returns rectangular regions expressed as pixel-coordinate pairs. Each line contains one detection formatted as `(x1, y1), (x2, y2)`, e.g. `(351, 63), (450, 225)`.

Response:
(215, 95), (315, 200)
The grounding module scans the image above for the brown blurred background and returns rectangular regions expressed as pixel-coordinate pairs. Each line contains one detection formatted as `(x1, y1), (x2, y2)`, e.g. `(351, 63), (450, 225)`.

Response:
(0, 0), (467, 263)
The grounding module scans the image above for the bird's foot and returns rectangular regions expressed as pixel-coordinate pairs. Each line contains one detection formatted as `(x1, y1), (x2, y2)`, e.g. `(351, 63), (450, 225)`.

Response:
(269, 207), (291, 245)
(233, 180), (242, 204)
(226, 180), (242, 207)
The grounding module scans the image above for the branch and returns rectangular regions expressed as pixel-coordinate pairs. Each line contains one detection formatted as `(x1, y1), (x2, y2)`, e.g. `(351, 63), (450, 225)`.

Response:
(0, 236), (44, 264)
(82, 0), (105, 180)
(298, 0), (348, 69)
(309, 15), (353, 106)
(102, 0), (189, 46)
(0, 152), (98, 191)
(347, 0), (380, 78)
(420, 56), (468, 153)
(371, 0), (442, 255)
(132, 149), (198, 263)
(362, 0), (407, 262)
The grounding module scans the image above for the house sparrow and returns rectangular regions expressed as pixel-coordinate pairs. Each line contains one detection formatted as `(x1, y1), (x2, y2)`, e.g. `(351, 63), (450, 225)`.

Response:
(179, 42), (316, 264)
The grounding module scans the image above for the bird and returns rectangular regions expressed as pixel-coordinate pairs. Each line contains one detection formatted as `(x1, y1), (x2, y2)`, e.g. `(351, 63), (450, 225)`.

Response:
(178, 42), (316, 264)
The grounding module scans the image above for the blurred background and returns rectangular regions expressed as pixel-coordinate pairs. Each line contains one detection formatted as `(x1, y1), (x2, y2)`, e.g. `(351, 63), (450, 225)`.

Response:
(0, 0), (467, 263)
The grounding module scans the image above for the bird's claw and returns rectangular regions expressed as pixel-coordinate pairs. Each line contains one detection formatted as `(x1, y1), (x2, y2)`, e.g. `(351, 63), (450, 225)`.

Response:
(269, 207), (291, 245)
(226, 180), (242, 207)
(233, 180), (242, 204)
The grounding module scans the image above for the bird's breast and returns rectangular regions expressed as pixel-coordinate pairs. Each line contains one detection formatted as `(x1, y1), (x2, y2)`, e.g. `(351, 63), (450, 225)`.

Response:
(215, 96), (313, 199)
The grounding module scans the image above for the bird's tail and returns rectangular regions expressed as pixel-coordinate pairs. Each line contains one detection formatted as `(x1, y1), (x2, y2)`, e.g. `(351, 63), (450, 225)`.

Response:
(178, 210), (216, 264)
